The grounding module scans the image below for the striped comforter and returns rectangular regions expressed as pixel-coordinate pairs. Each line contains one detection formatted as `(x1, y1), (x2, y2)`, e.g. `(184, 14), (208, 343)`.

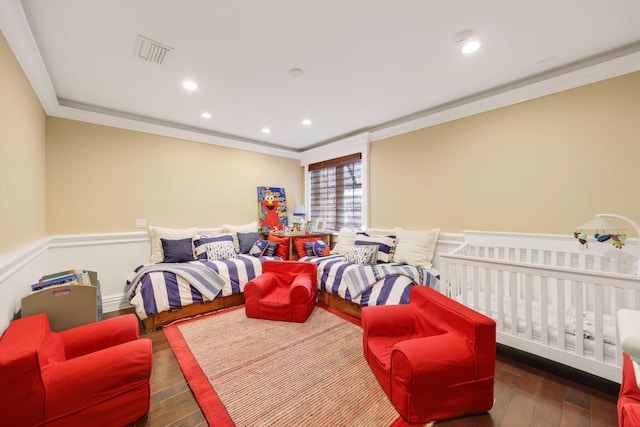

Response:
(125, 255), (277, 320)
(300, 255), (439, 306)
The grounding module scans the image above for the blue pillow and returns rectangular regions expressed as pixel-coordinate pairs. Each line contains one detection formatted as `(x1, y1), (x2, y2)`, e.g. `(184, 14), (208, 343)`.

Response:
(249, 239), (278, 257)
(193, 234), (234, 260)
(304, 242), (315, 257)
(161, 238), (194, 263)
(263, 242), (278, 257)
(238, 232), (262, 254)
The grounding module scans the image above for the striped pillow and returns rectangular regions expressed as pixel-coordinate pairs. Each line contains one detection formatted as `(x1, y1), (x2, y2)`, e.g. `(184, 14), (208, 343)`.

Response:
(355, 233), (396, 263)
(193, 234), (234, 260)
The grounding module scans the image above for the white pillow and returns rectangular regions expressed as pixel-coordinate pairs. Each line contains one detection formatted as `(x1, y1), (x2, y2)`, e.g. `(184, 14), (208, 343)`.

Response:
(206, 241), (238, 261)
(331, 228), (358, 255)
(393, 227), (440, 268)
(148, 225), (198, 264)
(344, 245), (378, 265)
(222, 221), (259, 252)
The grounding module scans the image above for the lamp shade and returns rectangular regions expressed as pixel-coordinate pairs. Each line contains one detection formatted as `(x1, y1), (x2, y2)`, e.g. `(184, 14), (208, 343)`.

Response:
(578, 217), (626, 232)
(293, 204), (306, 216)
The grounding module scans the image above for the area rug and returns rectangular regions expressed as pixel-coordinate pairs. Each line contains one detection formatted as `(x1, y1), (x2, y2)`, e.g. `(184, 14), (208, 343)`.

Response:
(164, 306), (418, 426)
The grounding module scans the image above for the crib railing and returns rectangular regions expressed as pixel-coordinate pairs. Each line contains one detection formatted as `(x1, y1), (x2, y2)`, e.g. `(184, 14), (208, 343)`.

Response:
(440, 241), (640, 383)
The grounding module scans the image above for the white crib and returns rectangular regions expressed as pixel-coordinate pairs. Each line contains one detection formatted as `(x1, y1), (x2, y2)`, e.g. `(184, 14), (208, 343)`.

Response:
(439, 231), (640, 383)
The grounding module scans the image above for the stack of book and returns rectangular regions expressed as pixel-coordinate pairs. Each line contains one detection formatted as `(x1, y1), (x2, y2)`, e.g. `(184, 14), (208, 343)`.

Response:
(30, 269), (92, 292)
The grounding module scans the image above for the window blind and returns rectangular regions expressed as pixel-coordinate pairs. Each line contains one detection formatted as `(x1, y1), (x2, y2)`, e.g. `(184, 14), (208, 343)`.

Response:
(309, 153), (362, 231)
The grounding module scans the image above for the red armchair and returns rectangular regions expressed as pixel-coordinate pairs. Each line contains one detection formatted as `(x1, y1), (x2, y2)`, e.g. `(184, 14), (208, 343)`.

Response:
(617, 309), (640, 427)
(0, 313), (152, 427)
(362, 286), (496, 424)
(244, 260), (317, 322)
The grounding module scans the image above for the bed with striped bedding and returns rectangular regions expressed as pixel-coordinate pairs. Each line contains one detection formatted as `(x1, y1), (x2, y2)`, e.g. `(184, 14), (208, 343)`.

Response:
(299, 255), (439, 317)
(126, 254), (277, 330)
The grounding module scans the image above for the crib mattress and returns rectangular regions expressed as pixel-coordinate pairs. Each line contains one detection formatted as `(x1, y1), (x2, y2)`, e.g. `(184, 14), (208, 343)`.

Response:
(455, 292), (617, 364)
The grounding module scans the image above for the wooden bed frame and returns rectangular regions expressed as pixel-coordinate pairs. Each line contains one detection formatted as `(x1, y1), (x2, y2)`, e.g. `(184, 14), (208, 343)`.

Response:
(316, 290), (364, 319)
(142, 293), (245, 331)
(141, 290), (363, 331)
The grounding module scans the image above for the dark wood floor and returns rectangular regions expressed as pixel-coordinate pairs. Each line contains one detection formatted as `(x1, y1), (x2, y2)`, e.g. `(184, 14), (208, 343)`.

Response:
(109, 309), (619, 427)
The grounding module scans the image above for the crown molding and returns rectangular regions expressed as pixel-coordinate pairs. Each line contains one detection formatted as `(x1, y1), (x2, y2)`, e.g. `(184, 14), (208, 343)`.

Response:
(3, 0), (640, 159)
(369, 46), (640, 143)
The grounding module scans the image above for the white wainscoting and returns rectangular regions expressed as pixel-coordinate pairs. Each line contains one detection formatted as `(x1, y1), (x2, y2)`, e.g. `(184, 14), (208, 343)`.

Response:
(0, 229), (463, 334)
(0, 232), (150, 333)
(47, 232), (151, 313)
(0, 239), (50, 333)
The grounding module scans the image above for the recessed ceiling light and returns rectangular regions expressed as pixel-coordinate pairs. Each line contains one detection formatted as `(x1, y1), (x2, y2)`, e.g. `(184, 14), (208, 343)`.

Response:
(182, 80), (197, 91)
(455, 31), (481, 54)
(462, 40), (481, 54)
(262, 127), (271, 134)
(289, 68), (304, 77)
(302, 119), (311, 126)
(201, 112), (212, 119)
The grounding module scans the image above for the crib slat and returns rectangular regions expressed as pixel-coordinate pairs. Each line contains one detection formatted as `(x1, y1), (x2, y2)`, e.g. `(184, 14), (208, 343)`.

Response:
(473, 266), (480, 311)
(497, 269), (504, 331)
(574, 282), (584, 356)
(524, 274), (533, 340)
(557, 280), (566, 350)
(594, 284), (605, 362)
(485, 268), (492, 321)
(615, 287), (625, 366)
(540, 276), (549, 345)
(510, 272), (517, 336)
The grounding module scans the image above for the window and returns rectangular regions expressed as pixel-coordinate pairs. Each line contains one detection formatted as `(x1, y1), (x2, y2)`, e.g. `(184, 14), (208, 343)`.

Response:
(308, 153), (362, 231)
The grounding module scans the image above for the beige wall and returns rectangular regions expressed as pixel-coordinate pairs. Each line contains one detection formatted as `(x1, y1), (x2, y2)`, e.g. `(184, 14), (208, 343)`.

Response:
(5, 19), (640, 243)
(0, 31), (46, 256)
(370, 71), (640, 235)
(46, 118), (302, 234)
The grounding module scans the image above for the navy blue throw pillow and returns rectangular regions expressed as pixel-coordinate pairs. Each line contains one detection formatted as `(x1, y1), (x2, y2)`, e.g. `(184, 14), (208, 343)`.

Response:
(161, 238), (194, 263)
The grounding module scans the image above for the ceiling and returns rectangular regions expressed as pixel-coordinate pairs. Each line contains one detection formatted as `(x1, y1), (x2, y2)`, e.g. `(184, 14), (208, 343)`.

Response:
(3, 0), (640, 157)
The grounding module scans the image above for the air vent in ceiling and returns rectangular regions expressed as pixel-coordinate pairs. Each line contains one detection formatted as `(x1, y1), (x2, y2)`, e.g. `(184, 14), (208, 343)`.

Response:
(134, 35), (172, 65)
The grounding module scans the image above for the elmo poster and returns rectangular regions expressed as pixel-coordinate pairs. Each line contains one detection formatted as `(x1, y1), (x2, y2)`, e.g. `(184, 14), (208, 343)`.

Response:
(257, 186), (288, 232)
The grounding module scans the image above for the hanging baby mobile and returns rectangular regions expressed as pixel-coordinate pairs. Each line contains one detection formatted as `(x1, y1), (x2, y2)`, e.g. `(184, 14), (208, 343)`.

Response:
(574, 228), (627, 250)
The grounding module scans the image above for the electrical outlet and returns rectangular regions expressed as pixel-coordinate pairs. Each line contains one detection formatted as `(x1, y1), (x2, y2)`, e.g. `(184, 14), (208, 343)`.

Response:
(135, 219), (147, 228)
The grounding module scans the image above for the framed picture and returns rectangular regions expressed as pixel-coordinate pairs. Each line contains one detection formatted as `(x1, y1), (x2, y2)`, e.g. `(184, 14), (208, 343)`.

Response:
(256, 186), (288, 233)
(304, 221), (314, 234)
(313, 219), (325, 233)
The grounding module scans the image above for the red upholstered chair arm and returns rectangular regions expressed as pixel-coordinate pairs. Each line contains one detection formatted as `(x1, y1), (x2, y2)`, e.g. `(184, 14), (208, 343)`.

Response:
(43, 338), (153, 419)
(362, 304), (416, 338)
(390, 332), (476, 389)
(59, 314), (140, 359)
(244, 272), (277, 298)
(289, 276), (314, 304)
